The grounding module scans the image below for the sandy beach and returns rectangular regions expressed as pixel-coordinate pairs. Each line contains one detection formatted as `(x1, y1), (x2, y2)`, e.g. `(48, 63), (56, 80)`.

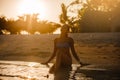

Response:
(0, 33), (120, 80)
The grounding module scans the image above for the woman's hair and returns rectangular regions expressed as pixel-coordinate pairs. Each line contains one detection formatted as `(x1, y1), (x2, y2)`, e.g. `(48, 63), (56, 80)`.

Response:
(61, 24), (70, 31)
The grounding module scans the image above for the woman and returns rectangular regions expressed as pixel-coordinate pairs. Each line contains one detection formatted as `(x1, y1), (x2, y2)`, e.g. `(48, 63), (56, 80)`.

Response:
(43, 24), (83, 79)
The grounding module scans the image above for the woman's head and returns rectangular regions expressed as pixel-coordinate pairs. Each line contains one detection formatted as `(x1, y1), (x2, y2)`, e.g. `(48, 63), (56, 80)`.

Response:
(60, 24), (70, 34)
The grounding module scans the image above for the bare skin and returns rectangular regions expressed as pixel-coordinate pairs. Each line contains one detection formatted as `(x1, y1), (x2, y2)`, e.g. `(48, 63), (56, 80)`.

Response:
(42, 25), (83, 73)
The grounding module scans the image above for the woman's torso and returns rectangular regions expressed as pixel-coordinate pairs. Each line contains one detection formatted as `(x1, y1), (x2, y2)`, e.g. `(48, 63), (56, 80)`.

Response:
(55, 37), (73, 67)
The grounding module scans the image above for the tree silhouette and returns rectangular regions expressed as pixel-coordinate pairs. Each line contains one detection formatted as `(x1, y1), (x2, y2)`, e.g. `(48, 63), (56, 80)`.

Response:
(111, 1), (120, 32)
(80, 0), (120, 32)
(0, 14), (60, 35)
(59, 0), (120, 33)
(59, 3), (68, 24)
(0, 16), (7, 34)
(1, 0), (120, 34)
(59, 1), (84, 33)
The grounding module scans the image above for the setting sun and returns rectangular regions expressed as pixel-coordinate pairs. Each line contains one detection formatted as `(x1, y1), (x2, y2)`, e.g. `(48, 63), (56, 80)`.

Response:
(18, 0), (47, 20)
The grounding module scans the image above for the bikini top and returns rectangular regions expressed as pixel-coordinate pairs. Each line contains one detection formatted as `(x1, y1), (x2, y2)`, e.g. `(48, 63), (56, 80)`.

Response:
(56, 42), (70, 48)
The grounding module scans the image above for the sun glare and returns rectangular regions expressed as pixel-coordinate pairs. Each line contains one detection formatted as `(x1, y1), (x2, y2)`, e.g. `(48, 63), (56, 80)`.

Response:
(53, 28), (61, 34)
(20, 30), (29, 35)
(18, 0), (47, 20)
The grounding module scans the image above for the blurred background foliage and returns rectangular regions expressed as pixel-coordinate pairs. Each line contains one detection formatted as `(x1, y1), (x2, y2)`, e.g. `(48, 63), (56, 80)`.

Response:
(0, 0), (120, 34)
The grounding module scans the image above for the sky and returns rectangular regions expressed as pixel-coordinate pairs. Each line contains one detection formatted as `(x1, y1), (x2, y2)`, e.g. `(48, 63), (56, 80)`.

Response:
(0, 0), (74, 23)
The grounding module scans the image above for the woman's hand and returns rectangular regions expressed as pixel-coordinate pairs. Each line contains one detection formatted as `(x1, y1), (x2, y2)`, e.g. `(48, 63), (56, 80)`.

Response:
(41, 62), (48, 65)
(41, 62), (50, 67)
(79, 61), (84, 67)
(79, 61), (90, 67)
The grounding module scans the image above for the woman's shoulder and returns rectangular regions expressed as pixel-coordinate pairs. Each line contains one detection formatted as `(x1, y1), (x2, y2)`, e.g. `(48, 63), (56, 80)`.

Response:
(54, 37), (74, 42)
(55, 37), (61, 40)
(67, 37), (73, 40)
(54, 37), (59, 42)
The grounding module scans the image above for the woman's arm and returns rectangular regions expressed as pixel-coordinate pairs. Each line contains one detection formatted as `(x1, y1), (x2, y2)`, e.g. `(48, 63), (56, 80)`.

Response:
(43, 39), (57, 64)
(70, 38), (81, 64)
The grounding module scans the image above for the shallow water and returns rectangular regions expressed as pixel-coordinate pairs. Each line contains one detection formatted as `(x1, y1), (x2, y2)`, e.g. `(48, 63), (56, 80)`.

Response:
(0, 60), (120, 80)
(0, 60), (92, 80)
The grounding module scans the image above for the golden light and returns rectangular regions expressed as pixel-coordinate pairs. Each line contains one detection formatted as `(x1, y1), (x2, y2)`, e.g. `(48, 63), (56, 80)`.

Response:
(18, 0), (47, 20)
(28, 62), (37, 67)
(2, 30), (10, 35)
(53, 28), (61, 34)
(20, 30), (30, 35)
(34, 31), (40, 35)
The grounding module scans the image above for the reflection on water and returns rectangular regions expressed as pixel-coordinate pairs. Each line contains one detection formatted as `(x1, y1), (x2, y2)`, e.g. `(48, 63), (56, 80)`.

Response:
(0, 61), (53, 80)
(28, 62), (37, 67)
(0, 61), (120, 80)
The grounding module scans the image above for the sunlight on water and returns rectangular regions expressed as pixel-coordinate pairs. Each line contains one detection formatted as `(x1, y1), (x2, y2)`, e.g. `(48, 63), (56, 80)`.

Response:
(0, 62), (93, 80)
(0, 61), (86, 80)
(0, 61), (54, 80)
(28, 62), (38, 67)
(0, 60), (119, 80)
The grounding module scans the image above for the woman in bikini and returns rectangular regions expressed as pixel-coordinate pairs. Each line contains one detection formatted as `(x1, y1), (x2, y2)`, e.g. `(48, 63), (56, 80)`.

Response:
(43, 24), (83, 79)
